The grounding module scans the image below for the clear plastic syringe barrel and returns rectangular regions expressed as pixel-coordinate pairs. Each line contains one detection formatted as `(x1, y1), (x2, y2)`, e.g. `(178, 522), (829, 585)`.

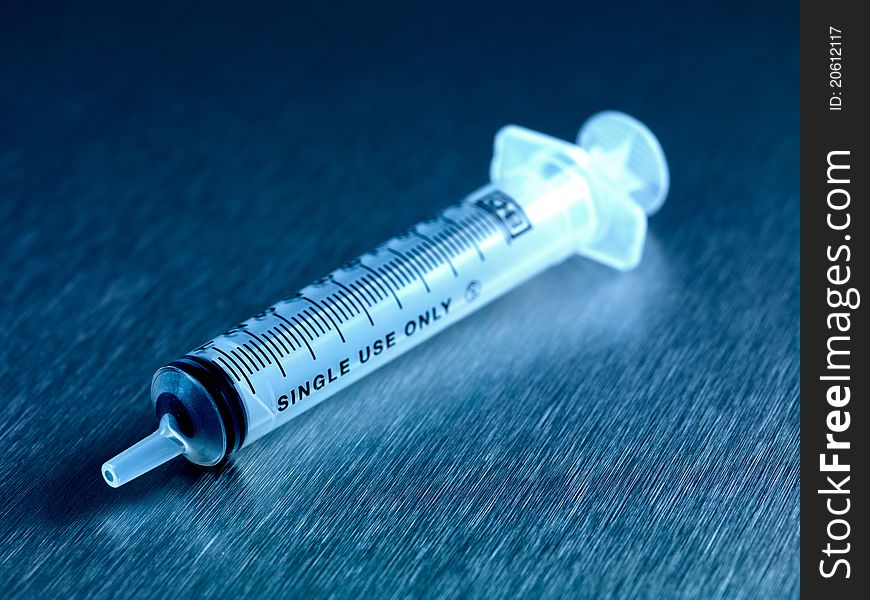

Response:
(198, 181), (585, 447)
(102, 111), (668, 487)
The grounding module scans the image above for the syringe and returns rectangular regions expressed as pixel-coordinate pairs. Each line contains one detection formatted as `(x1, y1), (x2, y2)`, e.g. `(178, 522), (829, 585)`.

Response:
(102, 111), (669, 488)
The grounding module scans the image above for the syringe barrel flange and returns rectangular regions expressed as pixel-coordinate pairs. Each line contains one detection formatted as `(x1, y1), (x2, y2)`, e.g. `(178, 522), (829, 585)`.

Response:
(489, 111), (669, 271)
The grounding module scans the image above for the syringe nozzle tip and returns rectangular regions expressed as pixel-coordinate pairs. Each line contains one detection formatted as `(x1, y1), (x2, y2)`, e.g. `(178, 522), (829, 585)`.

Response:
(102, 463), (121, 488)
(101, 415), (185, 488)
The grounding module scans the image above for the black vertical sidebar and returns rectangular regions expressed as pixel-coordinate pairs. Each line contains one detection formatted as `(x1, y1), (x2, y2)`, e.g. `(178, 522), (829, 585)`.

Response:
(801, 1), (867, 597)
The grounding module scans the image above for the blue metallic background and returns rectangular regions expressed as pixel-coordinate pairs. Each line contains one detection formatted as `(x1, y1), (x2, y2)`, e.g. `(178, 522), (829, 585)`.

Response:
(0, 2), (798, 598)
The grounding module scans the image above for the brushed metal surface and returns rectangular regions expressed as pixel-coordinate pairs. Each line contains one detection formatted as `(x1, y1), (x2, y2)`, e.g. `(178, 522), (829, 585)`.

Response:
(0, 3), (798, 598)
